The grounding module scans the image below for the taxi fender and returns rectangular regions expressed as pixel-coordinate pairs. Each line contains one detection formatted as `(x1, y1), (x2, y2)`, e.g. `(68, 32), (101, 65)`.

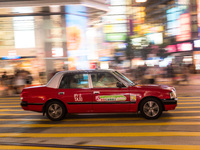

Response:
(42, 99), (68, 115)
(137, 91), (165, 111)
(143, 91), (164, 99)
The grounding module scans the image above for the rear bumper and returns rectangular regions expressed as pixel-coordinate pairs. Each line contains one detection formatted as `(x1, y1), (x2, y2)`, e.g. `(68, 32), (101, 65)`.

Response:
(21, 101), (28, 107)
(20, 101), (43, 112)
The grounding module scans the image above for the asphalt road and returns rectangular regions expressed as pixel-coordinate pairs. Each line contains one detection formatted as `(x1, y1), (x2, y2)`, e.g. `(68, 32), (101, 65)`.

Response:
(174, 85), (200, 97)
(0, 96), (200, 150)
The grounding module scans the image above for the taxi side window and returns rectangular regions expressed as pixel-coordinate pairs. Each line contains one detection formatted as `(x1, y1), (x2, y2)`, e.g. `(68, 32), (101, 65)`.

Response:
(91, 72), (119, 88)
(59, 73), (89, 89)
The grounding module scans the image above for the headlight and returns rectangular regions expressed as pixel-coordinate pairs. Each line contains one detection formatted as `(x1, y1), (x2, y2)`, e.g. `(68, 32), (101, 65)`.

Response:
(170, 89), (177, 99)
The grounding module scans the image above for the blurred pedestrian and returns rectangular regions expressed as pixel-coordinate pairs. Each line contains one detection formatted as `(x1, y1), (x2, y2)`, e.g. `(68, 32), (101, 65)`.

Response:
(144, 67), (155, 84)
(14, 73), (25, 94)
(25, 71), (33, 85)
(1, 71), (8, 86)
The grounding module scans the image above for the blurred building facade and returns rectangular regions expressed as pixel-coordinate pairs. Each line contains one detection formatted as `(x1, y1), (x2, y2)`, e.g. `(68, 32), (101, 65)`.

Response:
(142, 0), (198, 69)
(101, 0), (200, 72)
(0, 0), (108, 83)
(1, 0), (200, 85)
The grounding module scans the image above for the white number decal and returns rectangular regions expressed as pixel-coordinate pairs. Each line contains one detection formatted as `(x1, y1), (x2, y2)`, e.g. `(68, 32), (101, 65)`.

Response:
(74, 94), (83, 101)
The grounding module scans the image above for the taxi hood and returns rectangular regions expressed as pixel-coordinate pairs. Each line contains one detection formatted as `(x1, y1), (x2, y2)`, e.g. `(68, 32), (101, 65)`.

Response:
(134, 84), (174, 91)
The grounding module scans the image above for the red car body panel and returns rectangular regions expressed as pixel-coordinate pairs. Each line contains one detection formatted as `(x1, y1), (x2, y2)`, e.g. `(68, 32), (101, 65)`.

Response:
(21, 70), (177, 118)
(21, 85), (177, 113)
(57, 88), (93, 113)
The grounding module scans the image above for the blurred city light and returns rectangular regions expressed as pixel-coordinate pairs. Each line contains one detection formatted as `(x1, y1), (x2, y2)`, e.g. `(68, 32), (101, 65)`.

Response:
(135, 0), (147, 2)
(0, 0), (199, 96)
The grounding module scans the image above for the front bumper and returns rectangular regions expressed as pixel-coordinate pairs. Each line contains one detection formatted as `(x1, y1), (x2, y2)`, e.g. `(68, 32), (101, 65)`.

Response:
(162, 98), (178, 110)
(162, 98), (177, 105)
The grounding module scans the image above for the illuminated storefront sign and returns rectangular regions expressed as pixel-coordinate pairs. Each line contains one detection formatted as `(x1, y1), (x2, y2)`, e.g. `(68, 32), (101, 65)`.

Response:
(166, 0), (190, 39)
(194, 39), (200, 48)
(105, 33), (127, 42)
(103, 15), (127, 24)
(177, 42), (192, 51)
(165, 45), (177, 53)
(176, 13), (191, 42)
(110, 0), (126, 5)
(108, 6), (126, 15)
(52, 48), (63, 57)
(132, 37), (149, 47)
(194, 51), (200, 70)
(0, 18), (14, 47)
(136, 0), (147, 2)
(104, 24), (127, 33)
(166, 7), (181, 36)
(99, 57), (113, 61)
(65, 5), (89, 70)
(146, 33), (163, 45)
(2, 56), (21, 60)
(13, 7), (35, 48)
(198, 0), (200, 36)
(133, 7), (145, 24)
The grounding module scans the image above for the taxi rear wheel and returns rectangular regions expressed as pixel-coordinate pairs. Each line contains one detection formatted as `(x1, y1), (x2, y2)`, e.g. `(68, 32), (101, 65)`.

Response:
(46, 101), (66, 121)
(140, 98), (162, 119)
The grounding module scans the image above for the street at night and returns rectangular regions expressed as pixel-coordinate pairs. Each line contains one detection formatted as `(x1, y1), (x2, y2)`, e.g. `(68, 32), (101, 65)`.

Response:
(0, 87), (200, 150)
(1, 0), (200, 149)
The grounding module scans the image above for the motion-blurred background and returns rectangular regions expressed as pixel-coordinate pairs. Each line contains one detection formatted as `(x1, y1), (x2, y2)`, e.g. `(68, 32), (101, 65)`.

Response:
(0, 0), (199, 96)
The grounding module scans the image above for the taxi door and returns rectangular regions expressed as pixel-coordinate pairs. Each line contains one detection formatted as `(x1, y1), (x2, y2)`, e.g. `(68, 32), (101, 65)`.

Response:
(57, 73), (92, 113)
(90, 72), (130, 113)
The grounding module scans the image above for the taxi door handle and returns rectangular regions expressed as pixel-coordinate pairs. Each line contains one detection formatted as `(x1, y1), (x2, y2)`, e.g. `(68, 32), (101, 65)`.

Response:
(58, 92), (65, 95)
(93, 91), (100, 94)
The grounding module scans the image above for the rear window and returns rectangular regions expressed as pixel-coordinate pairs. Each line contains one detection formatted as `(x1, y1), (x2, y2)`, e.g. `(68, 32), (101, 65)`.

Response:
(59, 73), (89, 89)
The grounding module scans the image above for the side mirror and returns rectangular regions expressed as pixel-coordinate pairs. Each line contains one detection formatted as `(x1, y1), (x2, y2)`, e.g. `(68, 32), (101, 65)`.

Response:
(116, 82), (124, 88)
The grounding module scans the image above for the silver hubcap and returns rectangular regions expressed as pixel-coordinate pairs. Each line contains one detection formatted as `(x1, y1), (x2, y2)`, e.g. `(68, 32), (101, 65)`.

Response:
(48, 104), (63, 119)
(143, 101), (159, 117)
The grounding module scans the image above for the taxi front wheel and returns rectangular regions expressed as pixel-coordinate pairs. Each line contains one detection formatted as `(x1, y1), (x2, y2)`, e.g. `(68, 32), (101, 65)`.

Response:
(140, 98), (163, 119)
(46, 101), (66, 121)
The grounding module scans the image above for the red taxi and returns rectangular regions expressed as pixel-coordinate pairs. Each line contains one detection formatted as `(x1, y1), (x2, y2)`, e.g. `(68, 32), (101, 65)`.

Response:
(21, 69), (177, 121)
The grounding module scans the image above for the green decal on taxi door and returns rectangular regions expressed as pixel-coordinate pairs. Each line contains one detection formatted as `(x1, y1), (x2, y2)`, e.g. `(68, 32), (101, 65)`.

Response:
(96, 95), (126, 102)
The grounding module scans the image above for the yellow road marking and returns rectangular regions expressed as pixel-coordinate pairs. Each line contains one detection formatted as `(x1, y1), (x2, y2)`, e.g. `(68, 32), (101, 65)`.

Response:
(0, 132), (200, 137)
(178, 102), (200, 104)
(1, 144), (200, 150)
(0, 122), (200, 128)
(0, 102), (20, 105)
(177, 106), (200, 108)
(0, 106), (20, 108)
(178, 97), (200, 98)
(0, 110), (200, 116)
(161, 116), (200, 119)
(167, 110), (200, 113)
(0, 100), (20, 102)
(0, 118), (49, 121)
(0, 109), (23, 112)
(1, 116), (200, 122)
(0, 97), (20, 99)
(0, 145), (78, 150)
(178, 100), (200, 104)
(0, 113), (40, 116)
(90, 145), (200, 150)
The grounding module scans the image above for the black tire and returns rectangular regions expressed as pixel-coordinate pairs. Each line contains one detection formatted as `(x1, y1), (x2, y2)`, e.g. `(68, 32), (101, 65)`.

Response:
(140, 98), (163, 119)
(46, 101), (66, 121)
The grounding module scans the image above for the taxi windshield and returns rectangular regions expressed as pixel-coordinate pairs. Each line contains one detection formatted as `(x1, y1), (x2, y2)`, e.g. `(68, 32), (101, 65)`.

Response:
(113, 71), (135, 86)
